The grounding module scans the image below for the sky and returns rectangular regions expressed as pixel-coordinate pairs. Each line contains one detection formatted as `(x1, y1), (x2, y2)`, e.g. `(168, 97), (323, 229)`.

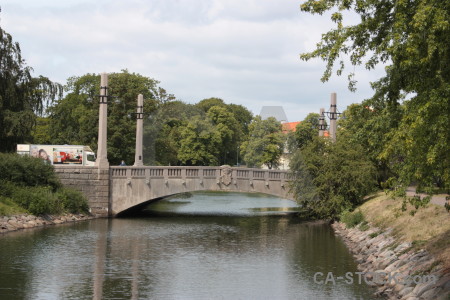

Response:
(1, 0), (385, 122)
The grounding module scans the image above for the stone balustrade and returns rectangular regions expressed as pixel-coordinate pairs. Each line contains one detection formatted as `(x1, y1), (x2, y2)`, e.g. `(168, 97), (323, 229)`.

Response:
(55, 165), (293, 217)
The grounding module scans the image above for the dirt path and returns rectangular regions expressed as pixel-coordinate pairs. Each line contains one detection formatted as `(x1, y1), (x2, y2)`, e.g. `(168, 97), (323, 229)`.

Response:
(406, 186), (449, 207)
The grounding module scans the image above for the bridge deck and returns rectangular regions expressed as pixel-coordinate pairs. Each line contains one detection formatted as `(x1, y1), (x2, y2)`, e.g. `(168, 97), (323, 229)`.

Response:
(109, 166), (293, 216)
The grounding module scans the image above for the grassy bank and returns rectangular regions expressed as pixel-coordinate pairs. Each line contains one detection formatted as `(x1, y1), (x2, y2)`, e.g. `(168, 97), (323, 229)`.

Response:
(0, 153), (89, 216)
(345, 192), (450, 268)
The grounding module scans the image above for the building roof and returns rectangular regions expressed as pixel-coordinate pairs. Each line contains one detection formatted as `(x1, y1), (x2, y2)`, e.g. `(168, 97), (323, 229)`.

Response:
(282, 121), (301, 133)
(282, 121), (331, 138)
(259, 106), (288, 123)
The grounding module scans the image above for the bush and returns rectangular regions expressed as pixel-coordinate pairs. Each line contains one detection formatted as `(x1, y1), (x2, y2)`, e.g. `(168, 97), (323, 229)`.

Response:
(0, 153), (61, 190)
(340, 209), (365, 228)
(9, 185), (62, 215)
(0, 155), (89, 216)
(57, 188), (89, 214)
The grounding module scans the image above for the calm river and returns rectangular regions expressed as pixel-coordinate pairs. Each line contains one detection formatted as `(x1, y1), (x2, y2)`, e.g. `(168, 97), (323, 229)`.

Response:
(0, 192), (377, 299)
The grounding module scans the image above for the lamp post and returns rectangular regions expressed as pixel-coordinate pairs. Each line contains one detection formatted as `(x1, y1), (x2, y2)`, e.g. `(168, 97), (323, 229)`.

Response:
(133, 94), (144, 166)
(325, 93), (341, 142)
(95, 73), (109, 168)
(318, 107), (326, 137)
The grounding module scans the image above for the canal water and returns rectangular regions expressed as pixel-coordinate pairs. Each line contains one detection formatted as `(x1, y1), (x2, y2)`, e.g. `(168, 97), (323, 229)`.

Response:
(0, 192), (377, 299)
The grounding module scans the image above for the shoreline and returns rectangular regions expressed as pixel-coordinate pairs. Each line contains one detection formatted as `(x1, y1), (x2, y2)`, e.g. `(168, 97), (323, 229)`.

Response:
(332, 221), (450, 300)
(0, 213), (96, 234)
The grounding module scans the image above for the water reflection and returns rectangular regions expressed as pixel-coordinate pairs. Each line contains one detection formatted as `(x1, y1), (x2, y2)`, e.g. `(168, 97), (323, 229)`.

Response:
(0, 192), (377, 299)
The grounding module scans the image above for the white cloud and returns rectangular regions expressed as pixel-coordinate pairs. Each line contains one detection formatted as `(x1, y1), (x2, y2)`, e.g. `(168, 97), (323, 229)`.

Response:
(1, 0), (385, 121)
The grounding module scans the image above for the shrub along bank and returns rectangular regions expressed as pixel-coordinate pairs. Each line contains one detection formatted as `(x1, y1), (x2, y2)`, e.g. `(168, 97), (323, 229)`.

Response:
(0, 153), (89, 216)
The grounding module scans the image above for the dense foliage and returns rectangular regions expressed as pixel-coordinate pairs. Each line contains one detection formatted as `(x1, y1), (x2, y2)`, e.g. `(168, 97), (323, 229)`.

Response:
(46, 70), (162, 165)
(0, 26), (62, 152)
(300, 0), (450, 192)
(240, 116), (285, 169)
(287, 113), (322, 151)
(289, 133), (377, 219)
(144, 98), (253, 166)
(0, 154), (89, 215)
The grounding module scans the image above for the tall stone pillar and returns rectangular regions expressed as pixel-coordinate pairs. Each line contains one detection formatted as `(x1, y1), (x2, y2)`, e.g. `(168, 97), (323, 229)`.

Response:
(329, 93), (337, 142)
(133, 94), (144, 167)
(318, 107), (325, 137)
(96, 73), (109, 168)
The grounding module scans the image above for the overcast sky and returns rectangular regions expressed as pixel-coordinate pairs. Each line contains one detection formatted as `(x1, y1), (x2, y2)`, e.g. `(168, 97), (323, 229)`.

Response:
(1, 0), (385, 121)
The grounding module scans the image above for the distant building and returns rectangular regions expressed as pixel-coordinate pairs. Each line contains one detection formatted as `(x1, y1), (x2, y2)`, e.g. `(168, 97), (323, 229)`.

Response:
(259, 106), (288, 123)
(273, 120), (330, 170)
(258, 106), (331, 170)
(282, 121), (301, 133)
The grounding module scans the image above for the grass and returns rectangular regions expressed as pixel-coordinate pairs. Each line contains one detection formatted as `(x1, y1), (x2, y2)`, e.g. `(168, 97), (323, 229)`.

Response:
(359, 192), (450, 268)
(340, 209), (365, 228)
(358, 220), (370, 231)
(0, 196), (27, 216)
(369, 231), (380, 238)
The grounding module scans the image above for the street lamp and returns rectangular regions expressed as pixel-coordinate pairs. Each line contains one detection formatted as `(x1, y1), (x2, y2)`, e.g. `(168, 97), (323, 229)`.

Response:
(324, 93), (341, 142)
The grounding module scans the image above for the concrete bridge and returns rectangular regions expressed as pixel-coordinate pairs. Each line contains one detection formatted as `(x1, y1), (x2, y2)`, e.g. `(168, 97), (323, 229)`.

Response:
(53, 74), (293, 217)
(55, 165), (293, 217)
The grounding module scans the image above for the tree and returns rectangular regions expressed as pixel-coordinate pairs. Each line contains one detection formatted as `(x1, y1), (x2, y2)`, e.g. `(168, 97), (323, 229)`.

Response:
(291, 113), (321, 150)
(338, 102), (398, 185)
(31, 117), (52, 144)
(0, 27), (62, 152)
(195, 97), (226, 113)
(289, 136), (377, 219)
(225, 103), (253, 144)
(300, 0), (450, 190)
(145, 100), (252, 166)
(177, 116), (222, 166)
(144, 101), (201, 165)
(206, 105), (240, 165)
(48, 70), (162, 165)
(241, 116), (285, 169)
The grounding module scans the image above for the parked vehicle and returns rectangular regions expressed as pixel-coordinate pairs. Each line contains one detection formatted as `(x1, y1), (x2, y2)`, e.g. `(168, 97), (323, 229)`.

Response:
(17, 144), (96, 166)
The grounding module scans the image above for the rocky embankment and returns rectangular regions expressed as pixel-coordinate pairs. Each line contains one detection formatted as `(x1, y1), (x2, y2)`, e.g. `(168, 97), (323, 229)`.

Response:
(333, 222), (450, 300)
(0, 213), (94, 234)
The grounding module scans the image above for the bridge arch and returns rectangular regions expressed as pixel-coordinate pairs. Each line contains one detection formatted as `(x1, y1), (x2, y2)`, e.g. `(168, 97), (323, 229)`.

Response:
(115, 190), (296, 217)
(110, 166), (293, 216)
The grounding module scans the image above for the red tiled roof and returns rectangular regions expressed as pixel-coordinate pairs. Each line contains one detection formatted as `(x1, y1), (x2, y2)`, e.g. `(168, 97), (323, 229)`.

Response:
(282, 121), (330, 137)
(282, 121), (301, 133)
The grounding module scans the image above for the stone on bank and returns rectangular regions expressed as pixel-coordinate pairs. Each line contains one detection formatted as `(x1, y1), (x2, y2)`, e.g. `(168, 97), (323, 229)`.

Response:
(332, 222), (449, 300)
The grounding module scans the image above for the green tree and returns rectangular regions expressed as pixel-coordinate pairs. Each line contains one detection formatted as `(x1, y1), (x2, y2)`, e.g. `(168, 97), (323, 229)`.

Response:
(177, 116), (222, 166)
(144, 101), (201, 165)
(48, 70), (162, 165)
(300, 0), (450, 190)
(145, 100), (252, 166)
(291, 113), (321, 150)
(338, 102), (399, 185)
(290, 136), (377, 219)
(195, 97), (226, 113)
(241, 116), (285, 169)
(0, 27), (62, 152)
(206, 105), (240, 165)
(227, 103), (253, 138)
(31, 117), (52, 144)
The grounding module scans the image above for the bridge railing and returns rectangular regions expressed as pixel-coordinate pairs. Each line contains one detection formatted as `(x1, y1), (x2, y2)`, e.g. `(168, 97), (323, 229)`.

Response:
(110, 166), (291, 181)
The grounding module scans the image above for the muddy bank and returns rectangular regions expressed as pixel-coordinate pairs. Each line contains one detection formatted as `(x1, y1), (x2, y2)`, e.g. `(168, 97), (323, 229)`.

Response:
(332, 222), (450, 300)
(0, 213), (95, 234)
